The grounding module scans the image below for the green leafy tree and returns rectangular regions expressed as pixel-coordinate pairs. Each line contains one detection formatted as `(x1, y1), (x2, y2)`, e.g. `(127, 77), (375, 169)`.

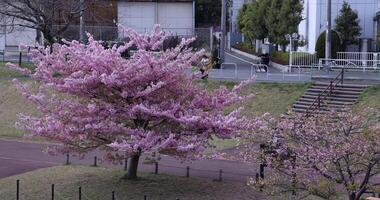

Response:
(265, 0), (282, 49)
(334, 1), (362, 50)
(277, 0), (304, 51)
(237, 0), (270, 42)
(315, 31), (342, 59)
(195, 0), (221, 27)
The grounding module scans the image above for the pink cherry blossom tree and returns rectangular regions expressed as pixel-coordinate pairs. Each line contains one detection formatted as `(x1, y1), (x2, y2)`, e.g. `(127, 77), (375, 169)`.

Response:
(9, 25), (260, 179)
(238, 109), (380, 200)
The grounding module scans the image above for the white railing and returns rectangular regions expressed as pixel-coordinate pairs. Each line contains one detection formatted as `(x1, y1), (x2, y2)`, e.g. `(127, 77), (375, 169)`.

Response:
(290, 51), (319, 68)
(319, 58), (380, 71)
(337, 52), (380, 61)
(221, 63), (238, 79)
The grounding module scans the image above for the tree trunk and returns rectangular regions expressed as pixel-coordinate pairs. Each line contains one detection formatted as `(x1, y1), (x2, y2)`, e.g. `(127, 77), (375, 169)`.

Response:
(125, 154), (140, 180)
(348, 192), (356, 200)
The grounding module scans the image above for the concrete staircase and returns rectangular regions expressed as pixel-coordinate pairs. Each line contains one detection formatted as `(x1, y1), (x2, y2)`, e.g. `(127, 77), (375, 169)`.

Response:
(293, 82), (368, 114)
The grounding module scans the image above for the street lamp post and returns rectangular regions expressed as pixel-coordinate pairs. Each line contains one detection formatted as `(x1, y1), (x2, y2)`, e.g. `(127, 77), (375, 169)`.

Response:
(286, 33), (299, 68)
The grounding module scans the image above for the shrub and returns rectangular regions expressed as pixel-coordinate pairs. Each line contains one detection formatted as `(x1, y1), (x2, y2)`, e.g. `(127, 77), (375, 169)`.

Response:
(315, 31), (342, 59)
(231, 42), (257, 55)
(270, 51), (289, 65)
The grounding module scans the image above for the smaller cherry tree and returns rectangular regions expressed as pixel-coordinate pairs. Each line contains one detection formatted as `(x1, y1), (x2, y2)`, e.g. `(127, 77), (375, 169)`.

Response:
(238, 109), (380, 200)
(9, 25), (261, 179)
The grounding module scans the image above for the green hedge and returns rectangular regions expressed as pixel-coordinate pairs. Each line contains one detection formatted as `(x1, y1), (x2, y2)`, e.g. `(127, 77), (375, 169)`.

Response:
(270, 51), (289, 65)
(232, 42), (258, 55)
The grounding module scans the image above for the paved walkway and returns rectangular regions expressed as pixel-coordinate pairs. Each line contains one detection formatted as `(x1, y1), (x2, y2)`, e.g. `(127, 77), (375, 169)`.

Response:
(0, 139), (257, 182)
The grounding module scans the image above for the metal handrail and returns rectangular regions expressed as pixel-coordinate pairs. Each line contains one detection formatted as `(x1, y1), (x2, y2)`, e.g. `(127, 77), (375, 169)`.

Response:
(221, 63), (238, 79)
(306, 69), (344, 117)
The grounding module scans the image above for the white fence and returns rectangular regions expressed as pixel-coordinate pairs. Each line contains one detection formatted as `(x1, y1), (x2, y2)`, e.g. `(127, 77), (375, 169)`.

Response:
(290, 52), (319, 68)
(290, 51), (380, 71)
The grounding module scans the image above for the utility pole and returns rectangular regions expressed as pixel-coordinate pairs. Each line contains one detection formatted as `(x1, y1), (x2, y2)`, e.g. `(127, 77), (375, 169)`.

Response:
(79, 0), (85, 43)
(325, 0), (331, 59)
(220, 0), (227, 63)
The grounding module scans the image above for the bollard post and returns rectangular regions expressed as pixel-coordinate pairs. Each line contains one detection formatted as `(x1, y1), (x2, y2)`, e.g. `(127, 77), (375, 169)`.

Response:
(93, 156), (97, 167)
(124, 157), (128, 171)
(112, 191), (115, 200)
(218, 169), (223, 182)
(155, 162), (158, 174)
(259, 164), (265, 179)
(78, 186), (82, 200)
(19, 52), (22, 67)
(51, 184), (55, 200)
(16, 179), (20, 200)
(186, 166), (190, 178)
(66, 153), (70, 165)
(144, 195), (147, 200)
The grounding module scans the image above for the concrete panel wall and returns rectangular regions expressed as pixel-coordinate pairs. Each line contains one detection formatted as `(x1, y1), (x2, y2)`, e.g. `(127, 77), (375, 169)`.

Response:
(118, 1), (194, 35)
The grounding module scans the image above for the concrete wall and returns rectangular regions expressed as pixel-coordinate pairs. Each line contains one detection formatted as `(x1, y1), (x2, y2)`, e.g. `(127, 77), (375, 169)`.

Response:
(299, 0), (380, 53)
(118, 1), (194, 36)
(0, 26), (36, 51)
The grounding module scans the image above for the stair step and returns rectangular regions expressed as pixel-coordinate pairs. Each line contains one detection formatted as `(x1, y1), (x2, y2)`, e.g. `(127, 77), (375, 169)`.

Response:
(313, 82), (368, 89)
(298, 98), (354, 106)
(303, 92), (359, 99)
(292, 108), (330, 114)
(301, 95), (357, 102)
(295, 101), (349, 107)
(307, 88), (363, 95)
(310, 85), (366, 92)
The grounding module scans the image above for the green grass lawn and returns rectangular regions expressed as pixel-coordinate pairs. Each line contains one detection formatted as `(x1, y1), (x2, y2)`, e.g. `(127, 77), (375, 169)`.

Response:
(0, 62), (34, 78)
(0, 166), (264, 200)
(354, 84), (380, 110)
(0, 80), (39, 138)
(202, 81), (311, 117)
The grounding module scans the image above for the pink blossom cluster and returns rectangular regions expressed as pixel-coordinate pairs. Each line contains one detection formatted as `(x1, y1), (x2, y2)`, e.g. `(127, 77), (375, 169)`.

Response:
(239, 109), (380, 199)
(9, 25), (262, 161)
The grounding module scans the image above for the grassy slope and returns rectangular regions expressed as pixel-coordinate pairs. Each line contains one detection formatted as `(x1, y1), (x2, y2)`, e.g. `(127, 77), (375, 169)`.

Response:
(0, 80), (39, 138)
(202, 81), (311, 118)
(0, 62), (34, 78)
(354, 84), (380, 111)
(202, 81), (311, 150)
(0, 166), (263, 200)
(0, 80), (310, 142)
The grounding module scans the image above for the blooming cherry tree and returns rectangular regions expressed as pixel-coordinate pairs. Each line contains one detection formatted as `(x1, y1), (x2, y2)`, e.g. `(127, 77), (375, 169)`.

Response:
(238, 109), (380, 200)
(10, 25), (259, 179)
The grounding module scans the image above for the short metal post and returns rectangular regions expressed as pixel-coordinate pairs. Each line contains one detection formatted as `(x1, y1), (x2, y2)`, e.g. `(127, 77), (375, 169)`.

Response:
(51, 184), (55, 200)
(259, 164), (265, 179)
(144, 195), (147, 200)
(155, 162), (158, 174)
(19, 52), (22, 66)
(16, 179), (20, 200)
(318, 94), (321, 109)
(66, 153), (70, 165)
(341, 68), (344, 84)
(218, 169), (223, 182)
(124, 157), (128, 171)
(112, 191), (115, 200)
(186, 166), (190, 178)
(93, 156), (97, 167)
(78, 186), (82, 200)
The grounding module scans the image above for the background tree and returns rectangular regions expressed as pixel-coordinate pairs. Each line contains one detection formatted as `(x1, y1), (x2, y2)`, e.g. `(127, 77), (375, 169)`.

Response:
(238, 109), (380, 200)
(0, 0), (115, 45)
(265, 0), (282, 49)
(335, 1), (362, 50)
(277, 0), (303, 51)
(315, 30), (342, 58)
(237, 0), (270, 43)
(195, 0), (221, 27)
(9, 25), (260, 180)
